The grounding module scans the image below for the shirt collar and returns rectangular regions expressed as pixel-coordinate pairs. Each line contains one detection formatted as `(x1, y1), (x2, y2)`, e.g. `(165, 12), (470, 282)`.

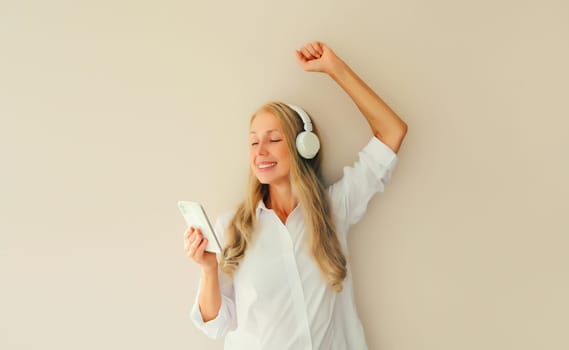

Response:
(255, 198), (302, 218)
(256, 199), (269, 217)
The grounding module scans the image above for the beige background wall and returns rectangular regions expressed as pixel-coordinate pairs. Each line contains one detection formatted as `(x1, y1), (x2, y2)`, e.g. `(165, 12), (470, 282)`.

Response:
(1, 0), (567, 349)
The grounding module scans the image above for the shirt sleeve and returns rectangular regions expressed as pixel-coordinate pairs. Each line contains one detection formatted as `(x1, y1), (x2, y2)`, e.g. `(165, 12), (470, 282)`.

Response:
(189, 214), (237, 339)
(328, 136), (398, 233)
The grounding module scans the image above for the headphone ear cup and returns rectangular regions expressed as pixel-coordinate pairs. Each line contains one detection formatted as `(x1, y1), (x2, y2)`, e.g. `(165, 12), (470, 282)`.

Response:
(296, 131), (320, 159)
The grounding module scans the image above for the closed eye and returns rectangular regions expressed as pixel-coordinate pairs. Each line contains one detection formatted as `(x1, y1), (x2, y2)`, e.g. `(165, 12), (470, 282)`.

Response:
(251, 140), (281, 145)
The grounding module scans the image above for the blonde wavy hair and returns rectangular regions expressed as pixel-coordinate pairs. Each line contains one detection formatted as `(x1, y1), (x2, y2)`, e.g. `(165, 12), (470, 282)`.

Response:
(220, 101), (347, 292)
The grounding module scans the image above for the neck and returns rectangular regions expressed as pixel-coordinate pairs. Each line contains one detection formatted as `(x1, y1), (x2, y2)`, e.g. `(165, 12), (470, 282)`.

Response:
(266, 182), (298, 220)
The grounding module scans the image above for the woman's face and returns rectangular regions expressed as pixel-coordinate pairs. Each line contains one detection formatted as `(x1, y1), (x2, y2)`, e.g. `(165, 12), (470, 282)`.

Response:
(249, 111), (292, 185)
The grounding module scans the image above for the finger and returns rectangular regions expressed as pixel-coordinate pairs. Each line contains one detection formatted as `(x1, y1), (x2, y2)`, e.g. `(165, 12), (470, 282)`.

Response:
(196, 238), (208, 260)
(188, 230), (202, 250)
(186, 235), (195, 255)
(301, 46), (318, 59)
(295, 49), (307, 63)
(185, 230), (199, 250)
(306, 43), (321, 58)
(186, 230), (197, 246)
(185, 226), (195, 241)
(188, 236), (203, 258)
(193, 237), (208, 263)
(301, 47), (318, 60)
(184, 230), (194, 251)
(190, 228), (203, 241)
(312, 41), (323, 55)
(185, 226), (197, 239)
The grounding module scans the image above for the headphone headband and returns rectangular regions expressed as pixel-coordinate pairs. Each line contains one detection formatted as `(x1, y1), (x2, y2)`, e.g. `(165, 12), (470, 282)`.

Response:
(286, 104), (313, 132)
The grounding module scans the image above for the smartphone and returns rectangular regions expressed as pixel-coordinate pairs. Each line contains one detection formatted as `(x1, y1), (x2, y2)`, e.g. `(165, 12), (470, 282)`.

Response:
(178, 201), (222, 254)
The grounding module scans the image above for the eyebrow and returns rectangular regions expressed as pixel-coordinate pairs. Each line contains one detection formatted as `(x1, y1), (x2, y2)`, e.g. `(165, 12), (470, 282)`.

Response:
(249, 129), (280, 134)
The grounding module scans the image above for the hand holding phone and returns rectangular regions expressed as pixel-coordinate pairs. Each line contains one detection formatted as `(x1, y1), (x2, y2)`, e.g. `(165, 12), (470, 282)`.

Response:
(178, 201), (222, 254)
(184, 226), (219, 272)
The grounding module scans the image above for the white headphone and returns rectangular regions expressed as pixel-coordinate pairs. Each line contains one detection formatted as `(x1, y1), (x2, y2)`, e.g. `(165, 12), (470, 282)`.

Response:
(286, 104), (321, 159)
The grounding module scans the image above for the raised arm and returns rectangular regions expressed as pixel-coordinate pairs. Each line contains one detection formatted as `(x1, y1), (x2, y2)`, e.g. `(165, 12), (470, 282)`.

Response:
(295, 41), (408, 153)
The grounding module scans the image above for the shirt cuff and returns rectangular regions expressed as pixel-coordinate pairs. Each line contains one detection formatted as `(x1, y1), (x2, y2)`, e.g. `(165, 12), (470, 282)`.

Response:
(190, 290), (230, 340)
(363, 136), (398, 176)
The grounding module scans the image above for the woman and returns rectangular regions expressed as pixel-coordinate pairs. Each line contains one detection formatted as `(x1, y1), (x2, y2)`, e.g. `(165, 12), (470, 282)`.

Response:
(184, 41), (408, 349)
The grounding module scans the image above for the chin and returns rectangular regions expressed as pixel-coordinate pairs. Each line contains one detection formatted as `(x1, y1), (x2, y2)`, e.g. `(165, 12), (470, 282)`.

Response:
(255, 175), (289, 186)
(255, 176), (272, 185)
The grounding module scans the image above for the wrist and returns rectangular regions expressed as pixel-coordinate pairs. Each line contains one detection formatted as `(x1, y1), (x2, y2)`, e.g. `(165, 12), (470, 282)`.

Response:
(201, 263), (218, 277)
(328, 58), (349, 81)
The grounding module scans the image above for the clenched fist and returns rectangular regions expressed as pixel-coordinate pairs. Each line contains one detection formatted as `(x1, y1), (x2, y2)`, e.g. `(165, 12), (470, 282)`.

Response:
(294, 41), (344, 75)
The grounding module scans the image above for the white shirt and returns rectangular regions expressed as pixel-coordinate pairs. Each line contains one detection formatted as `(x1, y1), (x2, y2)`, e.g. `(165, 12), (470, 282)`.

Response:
(190, 136), (398, 350)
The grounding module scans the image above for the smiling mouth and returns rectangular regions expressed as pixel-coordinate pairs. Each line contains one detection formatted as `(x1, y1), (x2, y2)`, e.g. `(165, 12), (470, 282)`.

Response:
(258, 162), (277, 169)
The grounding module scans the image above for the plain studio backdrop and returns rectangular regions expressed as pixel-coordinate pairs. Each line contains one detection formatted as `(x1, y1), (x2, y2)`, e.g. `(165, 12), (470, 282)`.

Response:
(1, 0), (567, 349)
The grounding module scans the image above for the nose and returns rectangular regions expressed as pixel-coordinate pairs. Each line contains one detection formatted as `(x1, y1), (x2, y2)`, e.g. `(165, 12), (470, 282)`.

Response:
(256, 140), (269, 156)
